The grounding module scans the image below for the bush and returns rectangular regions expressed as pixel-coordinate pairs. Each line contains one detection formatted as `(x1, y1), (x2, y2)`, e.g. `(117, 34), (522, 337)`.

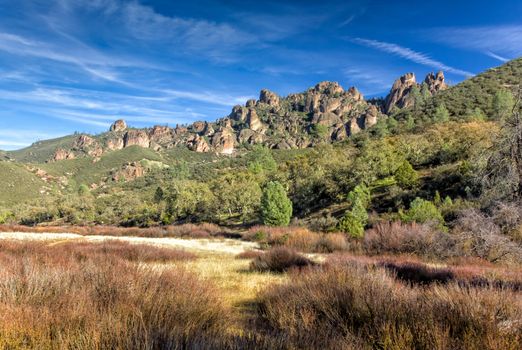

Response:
(364, 221), (454, 258)
(261, 181), (293, 226)
(401, 197), (445, 229)
(255, 264), (522, 349)
(250, 247), (315, 273)
(338, 211), (365, 238)
(0, 241), (229, 348)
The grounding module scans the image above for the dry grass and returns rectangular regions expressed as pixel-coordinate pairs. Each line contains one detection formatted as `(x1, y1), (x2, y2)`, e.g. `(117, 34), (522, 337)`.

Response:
(0, 222), (229, 238)
(0, 240), (229, 349)
(255, 263), (522, 349)
(244, 225), (350, 253)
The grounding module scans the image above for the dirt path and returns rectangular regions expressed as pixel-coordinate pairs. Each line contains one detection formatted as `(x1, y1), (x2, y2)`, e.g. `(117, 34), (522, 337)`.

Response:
(0, 231), (259, 255)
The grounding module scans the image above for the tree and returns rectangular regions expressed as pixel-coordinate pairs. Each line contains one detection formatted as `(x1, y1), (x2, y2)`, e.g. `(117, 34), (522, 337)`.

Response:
(433, 103), (449, 122)
(482, 91), (522, 200)
(339, 184), (370, 237)
(153, 186), (164, 203)
(394, 160), (419, 189)
(247, 145), (277, 174)
(492, 89), (515, 120)
(338, 211), (364, 238)
(261, 181), (292, 226)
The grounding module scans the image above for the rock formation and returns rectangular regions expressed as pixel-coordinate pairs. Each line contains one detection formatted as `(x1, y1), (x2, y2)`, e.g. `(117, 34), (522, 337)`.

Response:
(51, 149), (75, 162)
(384, 71), (448, 114)
(112, 162), (145, 181)
(424, 71), (447, 94)
(123, 130), (150, 148)
(110, 119), (127, 132)
(47, 73), (451, 158)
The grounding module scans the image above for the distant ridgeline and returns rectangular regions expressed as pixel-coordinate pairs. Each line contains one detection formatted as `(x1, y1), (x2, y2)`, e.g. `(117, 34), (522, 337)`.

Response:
(10, 71), (451, 163)
(4, 57), (522, 164)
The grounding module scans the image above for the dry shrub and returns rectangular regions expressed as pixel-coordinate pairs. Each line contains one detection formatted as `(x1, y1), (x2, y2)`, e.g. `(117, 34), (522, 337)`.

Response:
(255, 264), (522, 349)
(244, 226), (348, 253)
(235, 250), (264, 260)
(250, 247), (315, 273)
(0, 240), (228, 349)
(364, 221), (454, 258)
(453, 209), (522, 264)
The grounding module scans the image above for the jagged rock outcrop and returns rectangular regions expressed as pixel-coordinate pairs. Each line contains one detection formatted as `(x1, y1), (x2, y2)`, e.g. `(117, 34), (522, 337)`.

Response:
(384, 73), (417, 114)
(107, 137), (124, 151)
(112, 162), (145, 181)
(384, 71), (448, 114)
(424, 71), (447, 94)
(110, 119), (127, 132)
(51, 149), (75, 162)
(124, 130), (150, 148)
(211, 125), (236, 154)
(47, 79), (396, 158)
(73, 135), (103, 157)
(187, 134), (210, 152)
(259, 89), (280, 107)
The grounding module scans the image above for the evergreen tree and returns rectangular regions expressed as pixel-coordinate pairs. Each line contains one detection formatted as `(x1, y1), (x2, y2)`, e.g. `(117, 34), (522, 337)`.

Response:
(261, 181), (293, 226)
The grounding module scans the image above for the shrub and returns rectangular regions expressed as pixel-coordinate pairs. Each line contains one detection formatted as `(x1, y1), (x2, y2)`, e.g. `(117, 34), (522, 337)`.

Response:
(364, 221), (454, 258)
(250, 247), (315, 273)
(401, 197), (445, 229)
(261, 181), (293, 226)
(453, 209), (522, 264)
(338, 211), (365, 238)
(0, 241), (229, 348)
(255, 264), (522, 349)
(394, 160), (419, 188)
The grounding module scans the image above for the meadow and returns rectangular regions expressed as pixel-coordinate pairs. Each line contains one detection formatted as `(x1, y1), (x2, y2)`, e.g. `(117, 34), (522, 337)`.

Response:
(0, 222), (520, 349)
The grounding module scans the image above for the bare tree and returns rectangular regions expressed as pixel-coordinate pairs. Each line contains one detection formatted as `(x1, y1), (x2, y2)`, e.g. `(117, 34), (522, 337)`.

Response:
(482, 88), (522, 201)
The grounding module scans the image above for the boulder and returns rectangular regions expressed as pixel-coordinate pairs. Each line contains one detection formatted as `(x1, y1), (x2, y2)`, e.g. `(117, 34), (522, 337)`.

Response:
(187, 135), (210, 152)
(384, 73), (417, 114)
(51, 148), (75, 161)
(259, 89), (280, 107)
(107, 137), (124, 150)
(112, 162), (145, 182)
(110, 119), (127, 132)
(123, 130), (150, 148)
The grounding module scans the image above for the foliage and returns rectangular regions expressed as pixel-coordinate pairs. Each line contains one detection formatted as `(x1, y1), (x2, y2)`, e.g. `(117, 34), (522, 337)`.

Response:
(401, 197), (445, 229)
(261, 181), (293, 226)
(394, 160), (419, 188)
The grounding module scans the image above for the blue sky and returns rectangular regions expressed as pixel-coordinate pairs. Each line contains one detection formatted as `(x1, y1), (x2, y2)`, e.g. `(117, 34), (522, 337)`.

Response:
(0, 0), (521, 150)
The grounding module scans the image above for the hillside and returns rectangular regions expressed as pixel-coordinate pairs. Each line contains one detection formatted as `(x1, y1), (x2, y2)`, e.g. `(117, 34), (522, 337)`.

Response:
(0, 58), (520, 228)
(0, 162), (48, 205)
(408, 57), (522, 119)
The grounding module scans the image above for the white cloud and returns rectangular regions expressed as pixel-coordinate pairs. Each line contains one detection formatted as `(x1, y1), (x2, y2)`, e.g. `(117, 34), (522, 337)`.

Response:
(485, 51), (509, 63)
(353, 38), (474, 77)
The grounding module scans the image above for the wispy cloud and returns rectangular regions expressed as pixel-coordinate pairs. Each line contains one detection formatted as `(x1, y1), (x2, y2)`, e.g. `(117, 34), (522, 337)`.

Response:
(425, 25), (522, 60)
(338, 15), (356, 28)
(352, 38), (474, 77)
(485, 51), (509, 63)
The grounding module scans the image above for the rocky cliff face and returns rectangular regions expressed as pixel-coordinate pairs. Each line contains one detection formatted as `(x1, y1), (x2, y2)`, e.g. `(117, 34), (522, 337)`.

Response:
(46, 73), (448, 161)
(383, 71), (448, 114)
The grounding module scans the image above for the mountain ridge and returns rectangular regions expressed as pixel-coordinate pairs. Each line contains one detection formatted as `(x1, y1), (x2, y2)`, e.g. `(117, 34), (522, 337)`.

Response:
(5, 69), (452, 163)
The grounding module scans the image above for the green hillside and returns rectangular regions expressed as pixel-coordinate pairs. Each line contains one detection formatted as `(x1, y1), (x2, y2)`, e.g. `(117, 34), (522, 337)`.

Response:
(6, 135), (79, 163)
(0, 162), (47, 205)
(411, 57), (522, 119)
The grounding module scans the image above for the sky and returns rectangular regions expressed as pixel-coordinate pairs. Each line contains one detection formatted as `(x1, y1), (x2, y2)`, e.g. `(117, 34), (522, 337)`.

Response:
(0, 0), (521, 150)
